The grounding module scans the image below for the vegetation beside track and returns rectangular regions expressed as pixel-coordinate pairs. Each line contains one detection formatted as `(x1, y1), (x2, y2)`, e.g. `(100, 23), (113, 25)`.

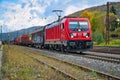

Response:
(94, 39), (120, 46)
(2, 45), (73, 80)
(2, 45), (107, 80)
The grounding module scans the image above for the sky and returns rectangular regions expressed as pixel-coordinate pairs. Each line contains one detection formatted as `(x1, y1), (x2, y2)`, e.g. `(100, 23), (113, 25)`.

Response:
(0, 0), (120, 32)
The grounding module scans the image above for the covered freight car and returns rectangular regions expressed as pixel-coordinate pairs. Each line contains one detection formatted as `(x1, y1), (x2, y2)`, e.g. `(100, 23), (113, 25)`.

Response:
(31, 27), (45, 48)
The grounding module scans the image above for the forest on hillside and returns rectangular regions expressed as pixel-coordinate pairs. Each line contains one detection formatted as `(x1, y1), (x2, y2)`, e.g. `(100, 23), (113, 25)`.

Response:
(79, 5), (120, 46)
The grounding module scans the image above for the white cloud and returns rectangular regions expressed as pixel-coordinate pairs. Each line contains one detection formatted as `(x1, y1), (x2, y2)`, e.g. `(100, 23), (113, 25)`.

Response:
(64, 3), (89, 16)
(0, 0), (51, 32)
(63, 0), (72, 4)
(54, 0), (58, 2)
(0, 20), (3, 25)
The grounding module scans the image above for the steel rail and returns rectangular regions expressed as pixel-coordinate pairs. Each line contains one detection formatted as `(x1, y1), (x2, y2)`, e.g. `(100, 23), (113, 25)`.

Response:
(81, 54), (120, 64)
(91, 46), (120, 54)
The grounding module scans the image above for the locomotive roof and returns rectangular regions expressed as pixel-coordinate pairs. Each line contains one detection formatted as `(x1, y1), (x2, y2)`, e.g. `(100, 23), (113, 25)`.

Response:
(46, 21), (61, 29)
(44, 17), (72, 29)
(45, 17), (88, 29)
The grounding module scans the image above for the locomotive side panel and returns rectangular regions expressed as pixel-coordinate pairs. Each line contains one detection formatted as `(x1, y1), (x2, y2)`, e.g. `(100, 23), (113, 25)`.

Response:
(45, 23), (61, 43)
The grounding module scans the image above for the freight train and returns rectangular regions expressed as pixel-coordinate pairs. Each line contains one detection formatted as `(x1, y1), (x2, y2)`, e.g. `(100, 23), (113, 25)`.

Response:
(13, 37), (21, 45)
(13, 34), (32, 46)
(14, 17), (93, 53)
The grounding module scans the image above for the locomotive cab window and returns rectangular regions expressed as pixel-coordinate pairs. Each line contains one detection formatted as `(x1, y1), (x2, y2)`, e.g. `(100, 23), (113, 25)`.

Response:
(69, 21), (89, 31)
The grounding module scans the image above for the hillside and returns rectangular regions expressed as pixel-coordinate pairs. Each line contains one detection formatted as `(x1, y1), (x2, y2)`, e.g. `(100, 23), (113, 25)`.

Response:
(1, 26), (40, 41)
(69, 2), (120, 18)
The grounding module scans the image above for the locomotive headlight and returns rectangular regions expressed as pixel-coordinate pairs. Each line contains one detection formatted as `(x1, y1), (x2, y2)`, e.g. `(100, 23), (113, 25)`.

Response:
(70, 33), (74, 38)
(83, 33), (89, 38)
(70, 33), (77, 38)
(70, 34), (74, 38)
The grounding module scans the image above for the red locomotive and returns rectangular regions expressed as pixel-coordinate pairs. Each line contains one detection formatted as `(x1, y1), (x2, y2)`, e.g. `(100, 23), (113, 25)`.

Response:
(31, 17), (93, 52)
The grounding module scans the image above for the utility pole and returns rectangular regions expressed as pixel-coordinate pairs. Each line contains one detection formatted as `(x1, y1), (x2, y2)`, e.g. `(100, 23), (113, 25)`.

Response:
(52, 10), (63, 21)
(8, 32), (10, 47)
(106, 2), (110, 45)
(1, 25), (2, 41)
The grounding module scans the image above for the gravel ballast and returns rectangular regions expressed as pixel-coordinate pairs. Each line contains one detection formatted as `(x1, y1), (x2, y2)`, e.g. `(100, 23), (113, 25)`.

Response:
(30, 48), (120, 78)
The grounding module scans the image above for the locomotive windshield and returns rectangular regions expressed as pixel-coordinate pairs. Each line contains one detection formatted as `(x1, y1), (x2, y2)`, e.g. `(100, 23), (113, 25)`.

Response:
(69, 21), (89, 31)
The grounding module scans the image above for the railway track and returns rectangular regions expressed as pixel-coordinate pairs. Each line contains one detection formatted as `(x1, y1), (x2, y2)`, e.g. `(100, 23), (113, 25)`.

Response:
(90, 46), (120, 54)
(81, 52), (120, 64)
(26, 47), (120, 80)
(54, 49), (120, 64)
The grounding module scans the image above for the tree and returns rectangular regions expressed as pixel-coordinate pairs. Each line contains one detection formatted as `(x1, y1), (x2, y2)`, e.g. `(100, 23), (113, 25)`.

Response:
(110, 6), (117, 15)
(93, 31), (104, 44)
(109, 13), (118, 31)
(115, 27), (120, 35)
(79, 10), (93, 20)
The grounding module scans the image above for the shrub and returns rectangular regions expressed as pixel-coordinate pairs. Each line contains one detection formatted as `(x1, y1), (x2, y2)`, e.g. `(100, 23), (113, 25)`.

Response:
(93, 32), (105, 44)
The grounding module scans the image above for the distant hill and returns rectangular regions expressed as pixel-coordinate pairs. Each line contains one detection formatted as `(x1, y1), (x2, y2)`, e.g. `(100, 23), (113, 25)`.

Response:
(69, 2), (120, 18)
(0, 26), (41, 41)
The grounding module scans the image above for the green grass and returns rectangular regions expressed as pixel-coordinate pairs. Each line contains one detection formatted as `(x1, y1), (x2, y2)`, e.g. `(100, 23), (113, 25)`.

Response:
(94, 39), (120, 46)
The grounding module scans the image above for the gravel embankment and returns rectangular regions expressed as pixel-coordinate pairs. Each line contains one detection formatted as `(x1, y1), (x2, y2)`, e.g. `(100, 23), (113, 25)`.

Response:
(30, 48), (120, 78)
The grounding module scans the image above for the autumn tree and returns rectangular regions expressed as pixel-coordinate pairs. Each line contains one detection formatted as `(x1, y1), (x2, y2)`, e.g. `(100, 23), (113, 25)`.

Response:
(79, 10), (93, 20)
